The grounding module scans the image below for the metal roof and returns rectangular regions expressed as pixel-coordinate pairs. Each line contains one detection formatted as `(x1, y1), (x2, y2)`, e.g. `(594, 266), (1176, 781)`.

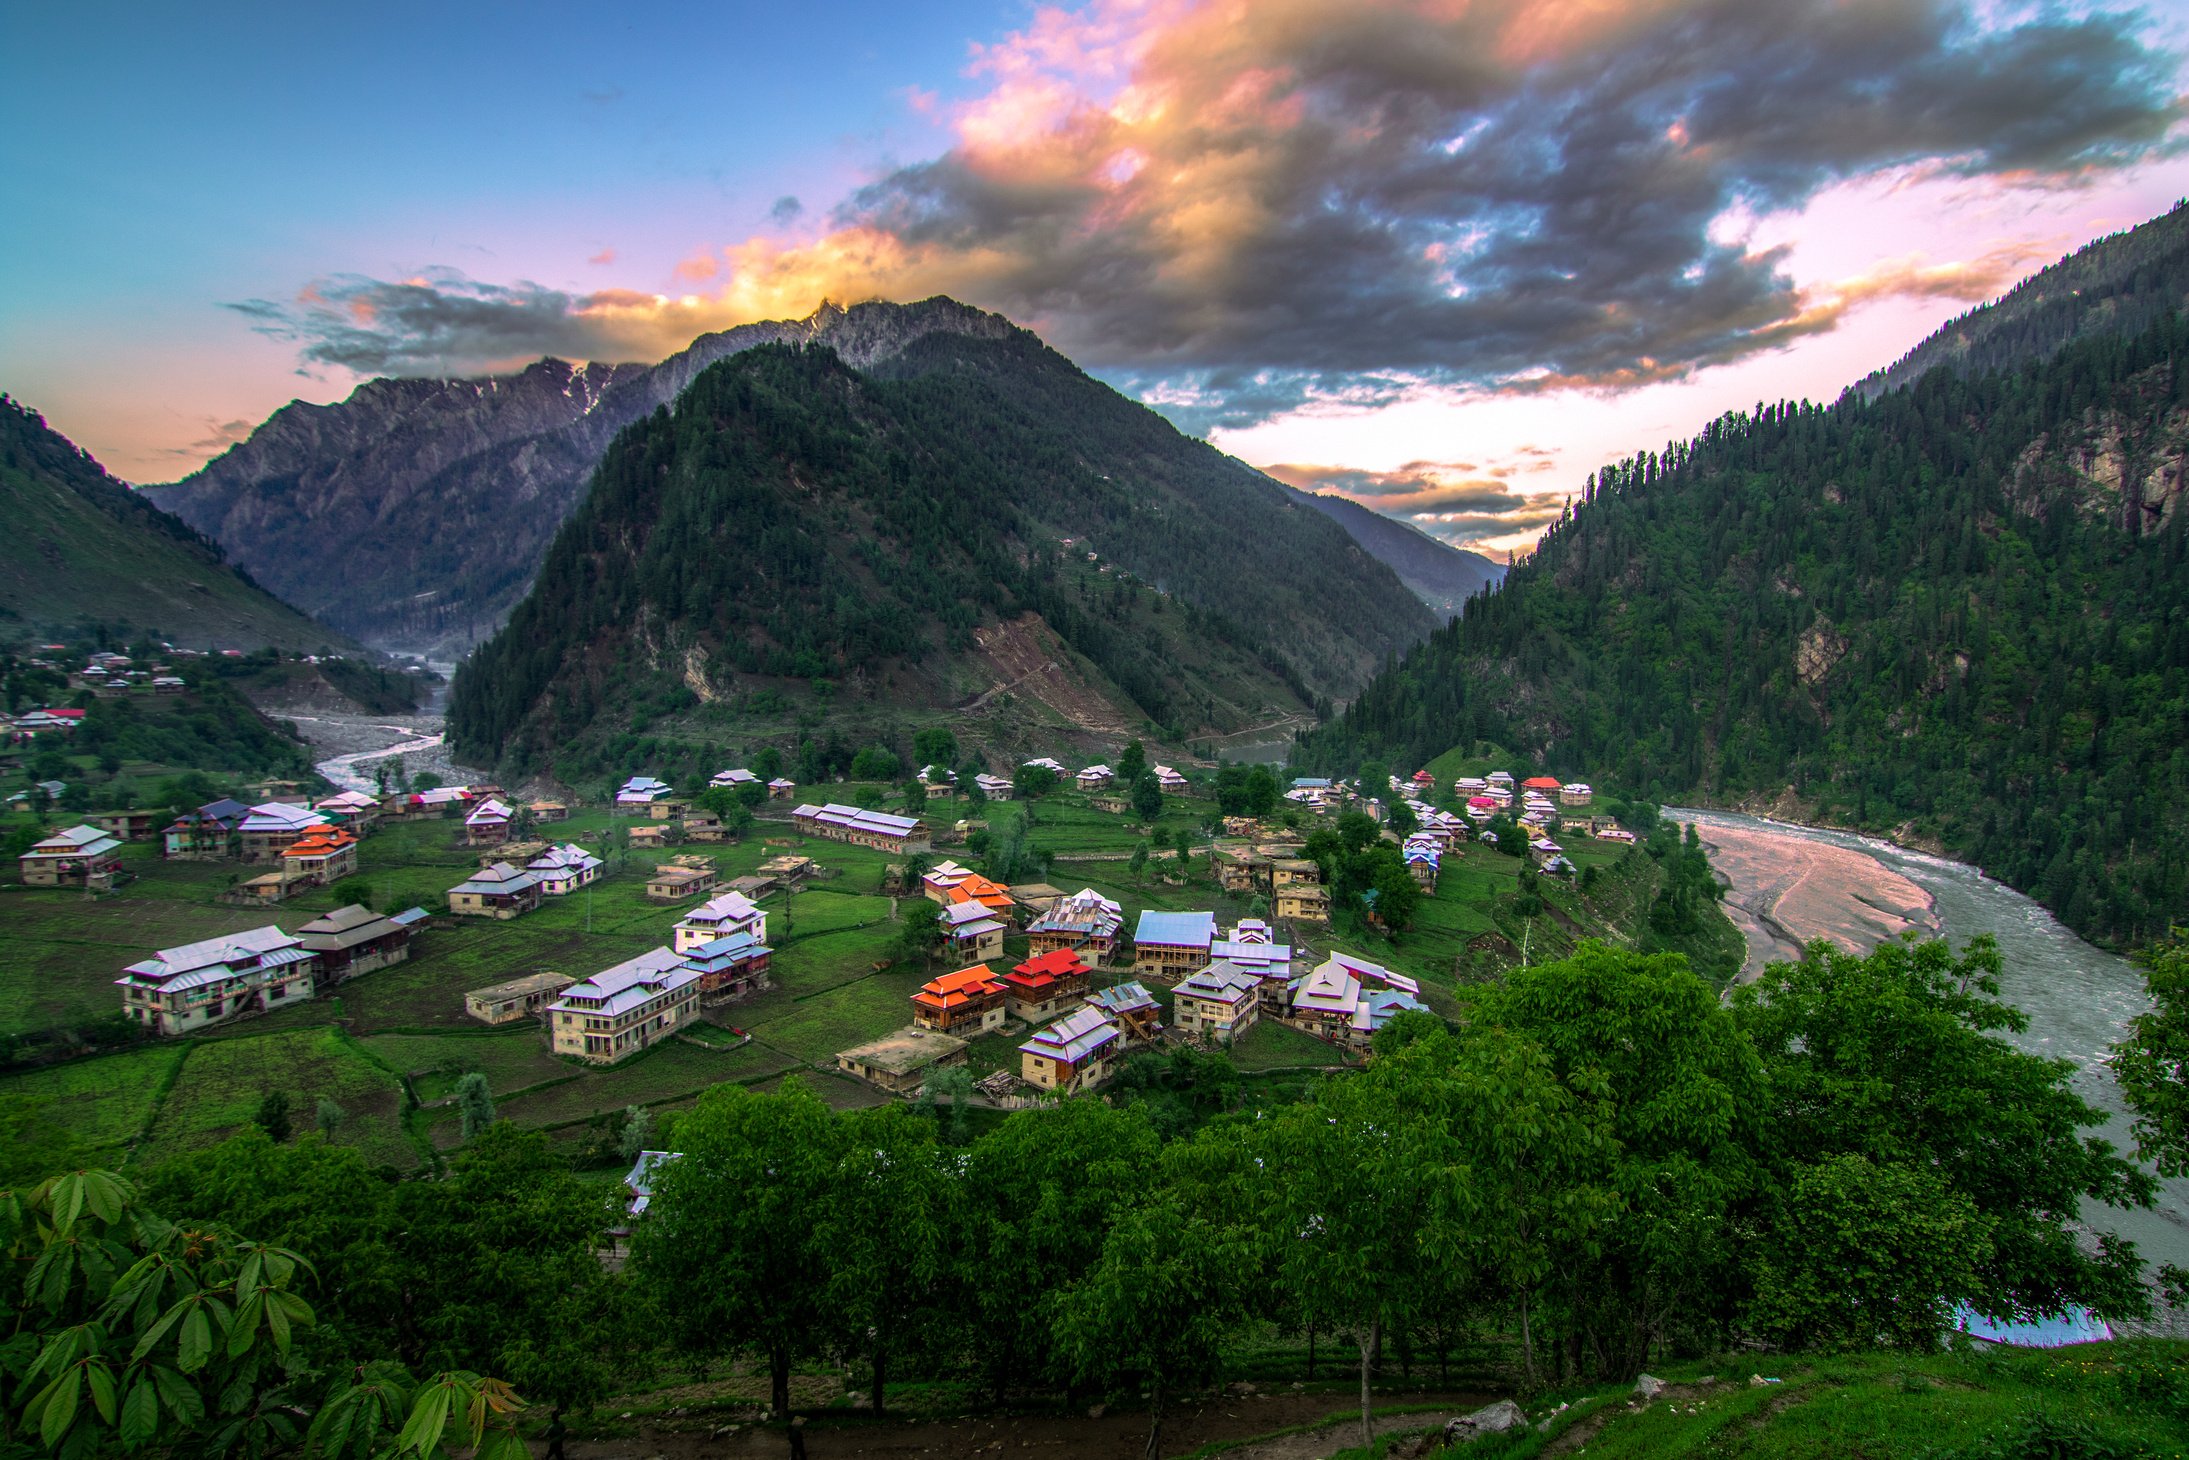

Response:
(1134, 909), (1215, 949)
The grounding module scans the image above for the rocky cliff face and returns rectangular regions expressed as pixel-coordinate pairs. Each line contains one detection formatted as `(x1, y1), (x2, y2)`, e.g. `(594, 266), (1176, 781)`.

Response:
(150, 298), (1026, 655)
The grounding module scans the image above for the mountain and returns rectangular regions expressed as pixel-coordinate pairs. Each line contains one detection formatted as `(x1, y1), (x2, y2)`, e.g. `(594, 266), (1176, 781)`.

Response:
(448, 329), (1438, 784)
(1297, 303), (2189, 950)
(1851, 201), (2189, 400)
(1292, 490), (1505, 617)
(150, 299), (1023, 656)
(0, 396), (348, 651)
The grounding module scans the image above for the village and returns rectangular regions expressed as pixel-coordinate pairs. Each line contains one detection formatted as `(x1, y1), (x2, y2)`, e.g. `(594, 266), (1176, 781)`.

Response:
(3, 679), (1667, 1171)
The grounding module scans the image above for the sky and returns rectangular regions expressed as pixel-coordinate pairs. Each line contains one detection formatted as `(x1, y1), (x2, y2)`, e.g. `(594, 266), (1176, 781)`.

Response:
(4, 0), (2188, 559)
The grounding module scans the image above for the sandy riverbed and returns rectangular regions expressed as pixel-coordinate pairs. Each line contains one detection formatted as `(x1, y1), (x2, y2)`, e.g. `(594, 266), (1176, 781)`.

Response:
(1682, 814), (1939, 980)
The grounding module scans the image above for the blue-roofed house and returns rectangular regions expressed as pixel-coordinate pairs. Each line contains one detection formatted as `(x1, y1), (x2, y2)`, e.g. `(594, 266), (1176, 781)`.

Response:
(1086, 981), (1162, 1044)
(680, 931), (773, 1003)
(1132, 909), (1217, 979)
(1019, 1005), (1124, 1094)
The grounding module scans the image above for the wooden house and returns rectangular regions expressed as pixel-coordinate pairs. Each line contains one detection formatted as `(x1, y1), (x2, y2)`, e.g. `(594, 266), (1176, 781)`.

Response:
(681, 932), (772, 1003)
(465, 971), (574, 1025)
(1002, 948), (1091, 1023)
(1025, 887), (1124, 962)
(674, 891), (766, 952)
(1170, 960), (1262, 1044)
(463, 798), (514, 846)
(792, 802), (930, 854)
(1131, 909), (1215, 979)
(1018, 1006), (1123, 1095)
(19, 824), (125, 887)
(645, 864), (718, 902)
(1085, 981), (1162, 1044)
(280, 827), (360, 886)
(1274, 884), (1330, 924)
(116, 926), (318, 1036)
(938, 898), (1007, 962)
(236, 802), (330, 863)
(296, 904), (418, 981)
(911, 963), (1010, 1035)
(447, 862), (544, 919)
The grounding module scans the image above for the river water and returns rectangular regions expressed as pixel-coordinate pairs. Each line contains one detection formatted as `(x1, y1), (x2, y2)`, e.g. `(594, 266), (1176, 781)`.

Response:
(1675, 807), (2189, 1281)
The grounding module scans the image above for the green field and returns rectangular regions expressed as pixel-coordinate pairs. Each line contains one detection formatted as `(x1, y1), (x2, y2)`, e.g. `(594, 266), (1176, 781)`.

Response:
(1, 780), (1725, 1168)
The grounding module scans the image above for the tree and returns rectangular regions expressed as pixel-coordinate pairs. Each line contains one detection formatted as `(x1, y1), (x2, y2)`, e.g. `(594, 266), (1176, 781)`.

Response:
(1384, 796), (1418, 836)
(1013, 763), (1059, 800)
(1355, 758), (1389, 802)
(1128, 843), (1149, 884)
(254, 1089), (292, 1143)
(2113, 938), (2189, 1178)
(617, 1104), (655, 1163)
(455, 1073), (496, 1141)
(896, 899), (944, 970)
(850, 745), (901, 781)
(633, 1083), (844, 1416)
(1055, 1197), (1251, 1460)
(912, 726), (958, 770)
(315, 1098), (345, 1138)
(1732, 936), (2156, 1329)
(1116, 739), (1147, 786)
(412, 772), (442, 793)
(819, 1106), (952, 1412)
(1130, 770), (1163, 822)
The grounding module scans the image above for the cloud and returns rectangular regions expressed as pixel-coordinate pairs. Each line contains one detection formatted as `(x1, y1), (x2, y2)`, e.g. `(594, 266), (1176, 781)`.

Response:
(769, 195), (805, 224)
(154, 417), (258, 459)
(245, 0), (2183, 414)
(588, 248), (617, 266)
(1265, 459), (1569, 539)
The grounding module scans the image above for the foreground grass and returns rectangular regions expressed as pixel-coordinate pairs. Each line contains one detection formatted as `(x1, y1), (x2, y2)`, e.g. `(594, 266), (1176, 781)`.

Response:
(1321, 1343), (2189, 1460)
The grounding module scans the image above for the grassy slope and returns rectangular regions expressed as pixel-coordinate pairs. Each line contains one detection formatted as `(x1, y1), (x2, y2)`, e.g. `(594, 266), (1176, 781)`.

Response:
(0, 781), (1733, 1170)
(0, 400), (346, 651)
(1364, 1346), (2189, 1459)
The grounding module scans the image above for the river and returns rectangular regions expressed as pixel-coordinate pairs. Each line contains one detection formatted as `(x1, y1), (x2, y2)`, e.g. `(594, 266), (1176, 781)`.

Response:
(1676, 807), (2189, 1285)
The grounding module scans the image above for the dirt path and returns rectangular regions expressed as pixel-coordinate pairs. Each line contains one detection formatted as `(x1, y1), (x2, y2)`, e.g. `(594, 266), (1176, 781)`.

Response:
(567, 1391), (1496, 1460)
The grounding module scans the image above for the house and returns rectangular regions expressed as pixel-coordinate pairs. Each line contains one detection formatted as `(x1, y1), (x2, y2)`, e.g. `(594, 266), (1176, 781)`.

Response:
(1558, 782), (1593, 806)
(974, 773), (1014, 800)
(313, 791), (381, 831)
(1210, 919), (1294, 1004)
(117, 926), (318, 1035)
(280, 827), (360, 885)
(948, 872), (1017, 922)
(1003, 948), (1091, 1023)
(528, 800), (570, 822)
(1022, 756), (1068, 775)
(19, 825), (125, 887)
(836, 1027), (970, 1095)
(546, 948), (702, 1065)
(939, 898), (1007, 962)
(709, 767), (761, 790)
(645, 864), (718, 902)
(920, 859), (976, 903)
(1075, 764), (1114, 791)
(222, 872), (295, 907)
(1411, 770), (1436, 789)
(622, 1150), (680, 1217)
(463, 798), (514, 846)
(1215, 847), (1265, 894)
(1089, 794), (1130, 814)
(527, 843), (604, 895)
(296, 904), (417, 981)
(1286, 954), (1428, 1047)
(911, 963), (1011, 1035)
(1274, 884), (1330, 924)
(674, 890), (766, 952)
(1264, 857), (1320, 893)
(1026, 887), (1125, 962)
(681, 932), (773, 1002)
(616, 776), (674, 809)
(237, 802), (330, 862)
(1018, 1006), (1123, 1094)
(1086, 981), (1162, 1044)
(791, 803), (931, 854)
(152, 677), (185, 695)
(87, 809), (161, 842)
(1152, 765), (1188, 792)
(162, 798), (248, 859)
(648, 798), (691, 823)
(1596, 826), (1637, 845)
(923, 778), (958, 800)
(1008, 882), (1066, 916)
(1464, 796), (1498, 822)
(628, 824), (670, 849)
(1402, 834), (1442, 887)
(682, 812), (732, 843)
(447, 862), (544, 919)
(1132, 909), (1216, 979)
(465, 971), (575, 1025)
(1522, 776), (1562, 799)
(1529, 838), (1564, 861)
(767, 777), (797, 800)
(1171, 961), (1262, 1044)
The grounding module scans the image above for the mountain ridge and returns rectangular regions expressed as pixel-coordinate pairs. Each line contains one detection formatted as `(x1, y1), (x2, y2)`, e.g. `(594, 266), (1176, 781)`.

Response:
(1290, 489), (1506, 617)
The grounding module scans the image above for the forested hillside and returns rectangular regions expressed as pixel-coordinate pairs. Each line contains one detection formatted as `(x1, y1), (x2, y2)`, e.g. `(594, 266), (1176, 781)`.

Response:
(1852, 201), (2189, 399)
(450, 337), (1433, 777)
(1300, 314), (2189, 947)
(0, 398), (345, 651)
(1292, 488), (1506, 617)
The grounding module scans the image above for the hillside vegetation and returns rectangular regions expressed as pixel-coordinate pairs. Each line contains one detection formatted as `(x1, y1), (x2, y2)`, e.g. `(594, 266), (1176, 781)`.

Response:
(449, 337), (1433, 778)
(1301, 309), (2189, 948)
(0, 397), (346, 651)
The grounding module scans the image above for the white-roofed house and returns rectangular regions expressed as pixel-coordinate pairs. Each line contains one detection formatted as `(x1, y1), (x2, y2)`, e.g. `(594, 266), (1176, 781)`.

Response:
(447, 862), (544, 919)
(547, 948), (702, 1064)
(791, 802), (931, 854)
(1209, 919), (1295, 1008)
(673, 891), (767, 953)
(19, 824), (125, 887)
(1170, 960), (1262, 1044)
(463, 797), (514, 847)
(237, 802), (330, 862)
(974, 773), (1014, 800)
(939, 898), (1007, 962)
(117, 926), (319, 1035)
(1075, 764), (1114, 791)
(615, 776), (674, 810)
(920, 859), (977, 903)
(709, 768), (761, 789)
(1018, 1005), (1124, 1094)
(1285, 953), (1428, 1047)
(1025, 887), (1125, 963)
(526, 843), (604, 895)
(1152, 765), (1188, 792)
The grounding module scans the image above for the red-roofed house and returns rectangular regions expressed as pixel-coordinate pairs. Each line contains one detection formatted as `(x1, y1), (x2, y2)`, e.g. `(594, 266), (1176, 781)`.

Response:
(1003, 948), (1091, 1023)
(910, 964), (1010, 1036)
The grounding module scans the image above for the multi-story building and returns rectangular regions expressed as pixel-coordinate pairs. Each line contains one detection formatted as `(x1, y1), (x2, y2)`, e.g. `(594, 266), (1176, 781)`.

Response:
(911, 963), (1011, 1035)
(546, 949), (702, 1064)
(790, 803), (931, 854)
(1170, 960), (1262, 1044)
(1131, 910), (1215, 979)
(1002, 948), (1091, 1023)
(673, 890), (766, 952)
(116, 926), (319, 1035)
(1018, 1006), (1123, 1094)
